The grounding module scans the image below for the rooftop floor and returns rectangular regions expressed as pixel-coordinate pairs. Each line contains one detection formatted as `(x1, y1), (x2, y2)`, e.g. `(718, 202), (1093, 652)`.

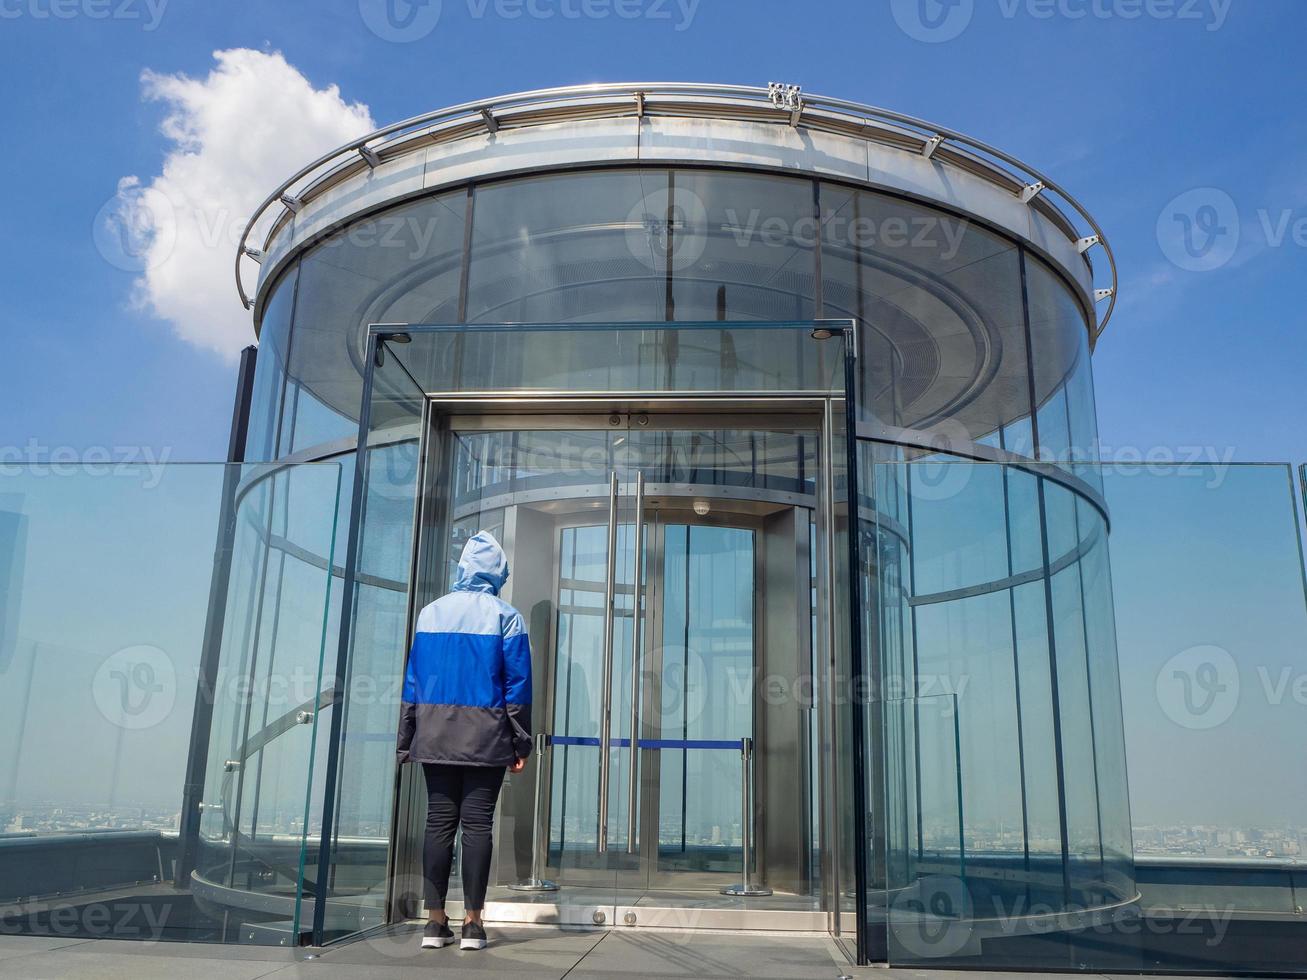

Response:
(0, 926), (1277, 980)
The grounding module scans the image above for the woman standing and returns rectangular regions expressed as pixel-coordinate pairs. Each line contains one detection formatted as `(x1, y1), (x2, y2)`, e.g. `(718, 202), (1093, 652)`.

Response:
(396, 531), (533, 951)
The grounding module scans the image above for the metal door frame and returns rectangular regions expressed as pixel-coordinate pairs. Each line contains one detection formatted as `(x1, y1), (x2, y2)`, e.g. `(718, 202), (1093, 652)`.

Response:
(384, 394), (857, 939)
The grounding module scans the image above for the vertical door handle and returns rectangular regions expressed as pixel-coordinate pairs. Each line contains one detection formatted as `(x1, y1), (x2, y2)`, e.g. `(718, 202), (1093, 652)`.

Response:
(597, 471), (620, 853)
(626, 471), (645, 854)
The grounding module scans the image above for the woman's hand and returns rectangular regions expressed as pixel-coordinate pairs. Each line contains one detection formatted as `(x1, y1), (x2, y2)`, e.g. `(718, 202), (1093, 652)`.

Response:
(508, 757), (527, 774)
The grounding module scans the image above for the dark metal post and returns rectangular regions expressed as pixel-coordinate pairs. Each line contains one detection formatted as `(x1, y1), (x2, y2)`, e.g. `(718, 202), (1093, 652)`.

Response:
(842, 327), (880, 965)
(175, 345), (258, 888)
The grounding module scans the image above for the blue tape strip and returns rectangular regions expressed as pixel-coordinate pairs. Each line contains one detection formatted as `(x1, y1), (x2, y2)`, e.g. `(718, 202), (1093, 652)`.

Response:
(549, 736), (743, 751)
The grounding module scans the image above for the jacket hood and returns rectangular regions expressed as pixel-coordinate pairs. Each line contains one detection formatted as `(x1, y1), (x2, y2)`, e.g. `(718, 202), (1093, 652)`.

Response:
(453, 531), (509, 595)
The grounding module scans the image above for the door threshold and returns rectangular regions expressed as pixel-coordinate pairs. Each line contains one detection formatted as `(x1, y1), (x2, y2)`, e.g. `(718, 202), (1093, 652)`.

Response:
(444, 896), (827, 932)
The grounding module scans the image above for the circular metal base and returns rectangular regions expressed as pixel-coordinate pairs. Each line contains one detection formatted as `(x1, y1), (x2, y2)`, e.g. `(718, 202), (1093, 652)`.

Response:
(508, 879), (560, 892)
(720, 884), (773, 897)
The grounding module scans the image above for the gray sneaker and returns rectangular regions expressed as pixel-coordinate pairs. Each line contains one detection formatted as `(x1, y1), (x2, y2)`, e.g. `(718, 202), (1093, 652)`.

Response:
(421, 920), (455, 949)
(460, 920), (487, 950)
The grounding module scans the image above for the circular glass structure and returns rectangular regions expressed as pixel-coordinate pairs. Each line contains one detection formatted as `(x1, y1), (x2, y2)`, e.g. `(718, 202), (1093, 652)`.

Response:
(228, 85), (1134, 959)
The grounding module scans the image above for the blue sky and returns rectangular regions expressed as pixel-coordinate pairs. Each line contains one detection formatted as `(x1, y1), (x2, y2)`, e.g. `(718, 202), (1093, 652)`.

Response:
(1, 0), (1305, 835)
(0, 0), (1303, 464)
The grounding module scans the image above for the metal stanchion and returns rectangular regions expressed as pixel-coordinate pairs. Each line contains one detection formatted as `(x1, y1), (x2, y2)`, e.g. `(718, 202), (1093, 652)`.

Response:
(721, 736), (772, 897)
(509, 732), (559, 892)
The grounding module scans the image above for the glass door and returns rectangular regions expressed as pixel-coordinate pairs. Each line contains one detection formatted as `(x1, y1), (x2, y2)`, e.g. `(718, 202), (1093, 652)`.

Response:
(421, 412), (824, 920)
(438, 421), (639, 924)
(641, 518), (758, 892)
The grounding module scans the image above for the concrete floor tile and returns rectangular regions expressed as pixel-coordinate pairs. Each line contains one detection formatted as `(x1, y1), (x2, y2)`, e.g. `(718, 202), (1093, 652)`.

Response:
(567, 932), (850, 978)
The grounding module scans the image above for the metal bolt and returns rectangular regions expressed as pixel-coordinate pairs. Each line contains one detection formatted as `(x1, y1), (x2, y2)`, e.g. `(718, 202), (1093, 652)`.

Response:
(592, 909), (606, 925)
(623, 911), (637, 926)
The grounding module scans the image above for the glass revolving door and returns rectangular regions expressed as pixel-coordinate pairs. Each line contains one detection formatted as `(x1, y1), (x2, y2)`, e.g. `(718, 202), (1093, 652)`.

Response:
(414, 413), (826, 925)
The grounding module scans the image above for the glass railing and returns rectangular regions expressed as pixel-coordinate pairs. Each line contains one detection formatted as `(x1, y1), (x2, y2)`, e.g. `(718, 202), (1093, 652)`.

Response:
(1103, 462), (1307, 967)
(0, 461), (341, 944)
(860, 453), (1307, 972)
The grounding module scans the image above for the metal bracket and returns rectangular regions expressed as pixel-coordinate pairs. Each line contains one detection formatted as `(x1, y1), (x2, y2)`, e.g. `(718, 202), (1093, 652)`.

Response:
(279, 193), (303, 214)
(479, 107), (499, 133)
(242, 246), (264, 264)
(1076, 234), (1101, 254)
(634, 91), (645, 118)
(1095, 287), (1115, 303)
(922, 134), (945, 160)
(358, 144), (382, 169)
(767, 82), (803, 127)
(1019, 181), (1046, 204)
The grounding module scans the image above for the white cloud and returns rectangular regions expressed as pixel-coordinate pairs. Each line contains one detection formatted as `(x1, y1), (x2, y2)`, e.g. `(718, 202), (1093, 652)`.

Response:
(109, 49), (375, 360)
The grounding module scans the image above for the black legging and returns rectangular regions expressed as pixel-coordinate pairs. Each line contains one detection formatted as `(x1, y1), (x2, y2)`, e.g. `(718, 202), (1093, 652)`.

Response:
(422, 763), (506, 912)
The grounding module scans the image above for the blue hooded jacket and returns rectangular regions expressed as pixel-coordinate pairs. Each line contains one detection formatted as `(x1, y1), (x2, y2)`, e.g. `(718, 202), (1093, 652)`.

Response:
(396, 532), (533, 766)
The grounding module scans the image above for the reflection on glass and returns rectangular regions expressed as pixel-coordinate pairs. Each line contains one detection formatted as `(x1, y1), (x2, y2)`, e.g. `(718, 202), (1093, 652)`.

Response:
(862, 452), (1132, 966)
(0, 462), (340, 943)
(657, 525), (754, 874)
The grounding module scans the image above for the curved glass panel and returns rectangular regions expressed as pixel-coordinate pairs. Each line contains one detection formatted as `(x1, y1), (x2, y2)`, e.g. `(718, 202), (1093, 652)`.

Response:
(244, 265), (297, 463)
(466, 170), (668, 324)
(249, 169), (1096, 475)
(1026, 256), (1099, 481)
(0, 462), (341, 944)
(819, 184), (1031, 453)
(859, 451), (1134, 967)
(277, 191), (467, 453)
